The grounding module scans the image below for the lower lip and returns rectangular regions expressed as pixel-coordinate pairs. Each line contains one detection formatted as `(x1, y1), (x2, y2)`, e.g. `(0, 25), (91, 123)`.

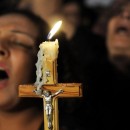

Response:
(0, 79), (9, 89)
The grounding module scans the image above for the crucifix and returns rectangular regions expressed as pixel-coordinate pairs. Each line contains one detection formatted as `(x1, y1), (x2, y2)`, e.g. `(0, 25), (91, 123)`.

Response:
(18, 21), (82, 130)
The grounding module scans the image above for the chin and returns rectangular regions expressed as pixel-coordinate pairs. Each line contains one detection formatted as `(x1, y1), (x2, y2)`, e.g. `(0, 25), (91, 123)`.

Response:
(0, 94), (20, 111)
(109, 54), (130, 74)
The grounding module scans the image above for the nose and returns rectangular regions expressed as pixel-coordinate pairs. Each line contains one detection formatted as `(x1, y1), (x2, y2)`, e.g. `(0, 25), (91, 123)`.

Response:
(0, 41), (10, 59)
(121, 9), (130, 20)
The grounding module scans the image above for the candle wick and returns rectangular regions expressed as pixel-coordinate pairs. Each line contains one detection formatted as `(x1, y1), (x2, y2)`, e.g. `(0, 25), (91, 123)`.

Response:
(47, 35), (51, 41)
(47, 33), (51, 40)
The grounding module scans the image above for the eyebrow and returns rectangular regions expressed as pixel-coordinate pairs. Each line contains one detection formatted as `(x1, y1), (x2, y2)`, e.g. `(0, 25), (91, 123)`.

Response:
(10, 30), (35, 40)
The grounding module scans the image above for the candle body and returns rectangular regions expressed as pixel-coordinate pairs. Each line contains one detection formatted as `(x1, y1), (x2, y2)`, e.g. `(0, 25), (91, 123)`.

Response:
(40, 39), (59, 85)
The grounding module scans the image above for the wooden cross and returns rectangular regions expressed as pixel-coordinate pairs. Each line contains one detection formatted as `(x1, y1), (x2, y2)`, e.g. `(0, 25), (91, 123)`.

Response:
(18, 60), (82, 130)
(19, 83), (82, 130)
(19, 37), (82, 130)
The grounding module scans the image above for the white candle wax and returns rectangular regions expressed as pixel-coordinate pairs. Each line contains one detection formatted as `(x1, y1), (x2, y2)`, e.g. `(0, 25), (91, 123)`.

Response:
(34, 39), (59, 90)
(40, 39), (59, 61)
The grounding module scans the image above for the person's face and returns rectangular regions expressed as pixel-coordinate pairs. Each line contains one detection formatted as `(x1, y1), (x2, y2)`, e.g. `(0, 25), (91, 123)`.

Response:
(0, 13), (38, 110)
(62, 2), (81, 27)
(107, 4), (130, 71)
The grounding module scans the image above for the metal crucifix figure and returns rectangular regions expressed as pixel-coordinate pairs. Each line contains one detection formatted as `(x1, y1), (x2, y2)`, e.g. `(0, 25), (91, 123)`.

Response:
(42, 89), (64, 130)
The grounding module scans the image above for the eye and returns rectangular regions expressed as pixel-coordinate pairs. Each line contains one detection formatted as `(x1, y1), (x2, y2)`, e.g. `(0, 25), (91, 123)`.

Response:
(7, 39), (34, 50)
(10, 41), (34, 50)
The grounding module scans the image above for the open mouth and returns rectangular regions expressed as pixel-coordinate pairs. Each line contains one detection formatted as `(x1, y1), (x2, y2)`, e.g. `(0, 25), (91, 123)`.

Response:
(112, 55), (129, 63)
(115, 26), (130, 35)
(0, 69), (9, 80)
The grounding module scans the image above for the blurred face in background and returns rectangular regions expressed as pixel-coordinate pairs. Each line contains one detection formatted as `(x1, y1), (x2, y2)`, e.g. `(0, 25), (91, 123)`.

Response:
(106, 3), (130, 72)
(62, 2), (81, 27)
(0, 13), (38, 110)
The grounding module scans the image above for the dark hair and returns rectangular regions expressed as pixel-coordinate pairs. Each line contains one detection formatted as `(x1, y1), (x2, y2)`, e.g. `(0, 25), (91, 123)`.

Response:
(98, 0), (130, 34)
(0, 9), (49, 50)
(0, 0), (21, 12)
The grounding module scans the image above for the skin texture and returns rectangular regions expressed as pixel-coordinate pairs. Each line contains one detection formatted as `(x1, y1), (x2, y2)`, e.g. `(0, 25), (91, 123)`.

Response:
(0, 13), (43, 130)
(0, 14), (38, 110)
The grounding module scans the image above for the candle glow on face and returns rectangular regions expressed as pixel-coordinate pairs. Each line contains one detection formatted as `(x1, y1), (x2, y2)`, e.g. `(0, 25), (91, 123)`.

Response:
(47, 21), (62, 40)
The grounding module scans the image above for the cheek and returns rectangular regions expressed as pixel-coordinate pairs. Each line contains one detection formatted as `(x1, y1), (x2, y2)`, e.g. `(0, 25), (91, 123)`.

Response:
(11, 52), (35, 84)
(107, 21), (114, 40)
(106, 21), (115, 48)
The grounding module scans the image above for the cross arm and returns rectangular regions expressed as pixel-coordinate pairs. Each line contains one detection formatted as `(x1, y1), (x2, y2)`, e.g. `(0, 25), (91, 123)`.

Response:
(19, 83), (82, 98)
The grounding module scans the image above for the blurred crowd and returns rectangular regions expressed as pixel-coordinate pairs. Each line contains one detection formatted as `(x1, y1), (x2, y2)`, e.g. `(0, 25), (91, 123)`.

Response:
(0, 0), (130, 130)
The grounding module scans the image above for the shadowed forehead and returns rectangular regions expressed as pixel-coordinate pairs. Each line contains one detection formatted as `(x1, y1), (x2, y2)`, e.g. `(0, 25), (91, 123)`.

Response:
(0, 13), (38, 40)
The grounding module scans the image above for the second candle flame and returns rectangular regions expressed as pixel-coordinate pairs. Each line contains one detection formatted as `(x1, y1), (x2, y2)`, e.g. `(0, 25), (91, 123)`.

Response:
(47, 20), (62, 40)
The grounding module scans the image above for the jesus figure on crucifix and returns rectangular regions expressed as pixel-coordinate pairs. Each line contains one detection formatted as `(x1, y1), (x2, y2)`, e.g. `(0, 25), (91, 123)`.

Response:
(42, 89), (64, 129)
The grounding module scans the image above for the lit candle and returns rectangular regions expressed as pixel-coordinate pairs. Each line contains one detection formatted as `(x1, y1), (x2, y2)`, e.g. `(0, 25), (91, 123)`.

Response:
(34, 21), (62, 93)
(40, 39), (59, 84)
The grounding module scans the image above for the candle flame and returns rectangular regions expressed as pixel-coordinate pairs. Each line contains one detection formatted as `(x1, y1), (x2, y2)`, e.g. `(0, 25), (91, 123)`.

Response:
(47, 21), (62, 40)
